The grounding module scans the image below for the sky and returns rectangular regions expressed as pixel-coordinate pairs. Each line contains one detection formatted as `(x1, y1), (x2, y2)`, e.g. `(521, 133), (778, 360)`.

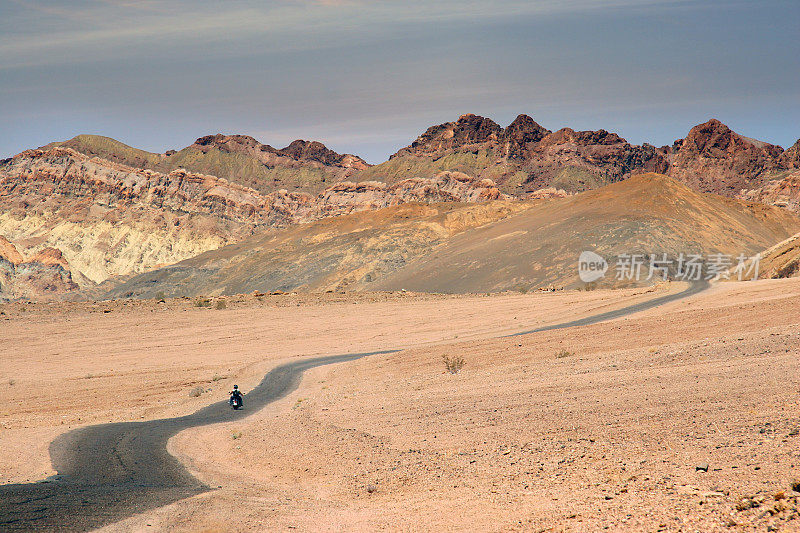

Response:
(1, 0), (798, 163)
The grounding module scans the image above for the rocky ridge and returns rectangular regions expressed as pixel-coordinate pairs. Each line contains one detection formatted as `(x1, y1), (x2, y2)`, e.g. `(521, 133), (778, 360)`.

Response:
(0, 147), (504, 293)
(365, 115), (799, 197)
(56, 133), (370, 195)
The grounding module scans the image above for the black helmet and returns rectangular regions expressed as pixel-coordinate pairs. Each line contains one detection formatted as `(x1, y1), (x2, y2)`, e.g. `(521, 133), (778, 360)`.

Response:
(233, 385), (238, 389)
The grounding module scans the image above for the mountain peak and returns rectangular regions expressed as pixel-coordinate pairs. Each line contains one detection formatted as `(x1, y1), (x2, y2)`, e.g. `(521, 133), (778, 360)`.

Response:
(679, 119), (782, 155)
(504, 114), (551, 156)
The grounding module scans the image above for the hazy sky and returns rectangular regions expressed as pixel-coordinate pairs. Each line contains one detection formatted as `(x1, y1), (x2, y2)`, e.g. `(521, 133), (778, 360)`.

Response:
(1, 0), (798, 163)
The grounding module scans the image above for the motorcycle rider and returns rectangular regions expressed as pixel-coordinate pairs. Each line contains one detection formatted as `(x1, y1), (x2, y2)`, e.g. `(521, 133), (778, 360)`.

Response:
(229, 384), (243, 407)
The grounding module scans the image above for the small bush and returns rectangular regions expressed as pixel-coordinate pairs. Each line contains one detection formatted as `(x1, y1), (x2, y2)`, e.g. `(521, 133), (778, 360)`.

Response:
(215, 299), (227, 310)
(211, 375), (226, 382)
(154, 291), (166, 300)
(232, 431), (242, 440)
(188, 386), (205, 397)
(556, 350), (574, 359)
(442, 354), (465, 374)
(8, 379), (15, 386)
(194, 298), (212, 308)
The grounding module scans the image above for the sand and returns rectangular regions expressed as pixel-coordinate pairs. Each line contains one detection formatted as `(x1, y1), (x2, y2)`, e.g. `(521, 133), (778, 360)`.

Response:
(2, 280), (799, 531)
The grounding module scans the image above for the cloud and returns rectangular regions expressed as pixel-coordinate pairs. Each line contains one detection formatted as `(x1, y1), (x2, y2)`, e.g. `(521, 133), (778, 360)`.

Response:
(0, 0), (689, 69)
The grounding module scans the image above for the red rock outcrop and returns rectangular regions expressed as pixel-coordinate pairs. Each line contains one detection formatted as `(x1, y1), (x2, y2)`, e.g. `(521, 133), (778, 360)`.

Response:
(0, 236), (24, 265)
(521, 128), (668, 190)
(0, 238), (79, 300)
(778, 139), (800, 169)
(665, 119), (786, 196)
(394, 114), (505, 158)
(503, 114), (551, 158)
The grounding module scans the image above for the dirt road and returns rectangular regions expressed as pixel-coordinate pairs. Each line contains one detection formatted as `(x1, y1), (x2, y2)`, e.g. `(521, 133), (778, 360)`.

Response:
(0, 284), (705, 532)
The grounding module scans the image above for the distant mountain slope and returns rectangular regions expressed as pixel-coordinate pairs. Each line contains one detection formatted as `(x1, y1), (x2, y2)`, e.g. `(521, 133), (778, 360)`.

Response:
(104, 174), (800, 298)
(53, 133), (369, 195)
(103, 201), (532, 299)
(0, 147), (269, 285)
(53, 134), (164, 169)
(666, 119), (791, 196)
(47, 117), (800, 202)
(372, 173), (800, 293)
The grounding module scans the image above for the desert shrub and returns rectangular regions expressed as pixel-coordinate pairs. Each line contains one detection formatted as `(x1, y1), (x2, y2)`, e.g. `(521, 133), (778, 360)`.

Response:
(556, 349), (574, 358)
(211, 375), (226, 382)
(8, 378), (15, 386)
(215, 299), (227, 310)
(188, 386), (205, 397)
(154, 291), (166, 300)
(232, 432), (242, 440)
(442, 354), (465, 374)
(194, 298), (212, 308)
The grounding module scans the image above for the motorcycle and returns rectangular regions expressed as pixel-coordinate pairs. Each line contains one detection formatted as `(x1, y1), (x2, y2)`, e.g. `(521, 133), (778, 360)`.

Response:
(229, 392), (243, 410)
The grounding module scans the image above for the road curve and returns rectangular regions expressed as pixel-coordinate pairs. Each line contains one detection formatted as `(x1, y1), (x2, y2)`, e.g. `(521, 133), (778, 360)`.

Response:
(0, 282), (707, 531)
(508, 281), (709, 336)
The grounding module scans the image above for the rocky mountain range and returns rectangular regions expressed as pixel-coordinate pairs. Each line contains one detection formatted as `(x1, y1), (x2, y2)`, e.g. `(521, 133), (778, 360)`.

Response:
(2, 114), (800, 299)
(360, 115), (799, 199)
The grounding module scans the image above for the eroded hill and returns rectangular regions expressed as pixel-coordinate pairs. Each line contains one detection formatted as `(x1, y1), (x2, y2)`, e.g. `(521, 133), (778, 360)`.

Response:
(375, 173), (800, 292)
(105, 174), (800, 298)
(0, 147), (501, 296)
(104, 201), (532, 298)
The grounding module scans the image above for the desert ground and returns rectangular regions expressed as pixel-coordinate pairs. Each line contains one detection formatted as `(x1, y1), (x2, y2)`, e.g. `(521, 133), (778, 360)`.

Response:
(1, 280), (799, 531)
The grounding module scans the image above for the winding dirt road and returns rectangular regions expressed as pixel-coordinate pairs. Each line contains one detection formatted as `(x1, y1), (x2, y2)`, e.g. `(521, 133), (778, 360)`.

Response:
(0, 283), (707, 532)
